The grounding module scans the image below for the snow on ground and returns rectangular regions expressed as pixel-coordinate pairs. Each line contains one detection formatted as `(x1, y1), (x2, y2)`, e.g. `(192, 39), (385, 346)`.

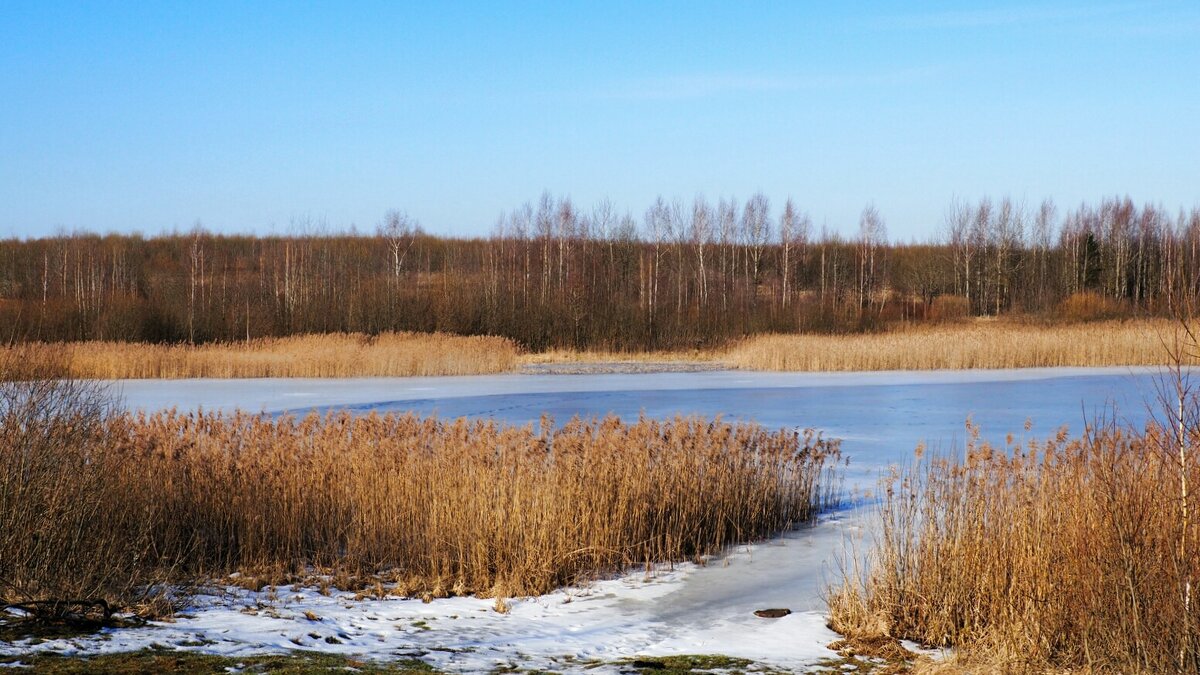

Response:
(1, 535), (847, 672)
(3, 368), (1168, 670)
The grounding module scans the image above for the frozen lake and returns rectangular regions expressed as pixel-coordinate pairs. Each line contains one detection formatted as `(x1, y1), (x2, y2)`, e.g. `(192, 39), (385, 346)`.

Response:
(35, 367), (1169, 671)
(115, 366), (1166, 488)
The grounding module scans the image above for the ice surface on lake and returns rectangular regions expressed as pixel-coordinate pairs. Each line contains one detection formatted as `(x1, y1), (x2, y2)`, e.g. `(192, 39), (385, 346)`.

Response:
(115, 367), (1165, 487)
(11, 367), (1168, 670)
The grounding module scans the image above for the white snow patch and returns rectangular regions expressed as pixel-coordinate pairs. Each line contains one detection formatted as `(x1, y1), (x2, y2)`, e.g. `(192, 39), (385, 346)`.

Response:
(0, 558), (844, 672)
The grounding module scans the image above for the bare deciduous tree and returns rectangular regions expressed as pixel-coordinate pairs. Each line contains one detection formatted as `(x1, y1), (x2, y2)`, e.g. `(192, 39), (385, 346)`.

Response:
(690, 196), (713, 308)
(4, 193), (1200, 352)
(858, 204), (887, 313)
(778, 198), (811, 309)
(717, 197), (737, 312)
(742, 192), (772, 289)
(378, 210), (421, 279)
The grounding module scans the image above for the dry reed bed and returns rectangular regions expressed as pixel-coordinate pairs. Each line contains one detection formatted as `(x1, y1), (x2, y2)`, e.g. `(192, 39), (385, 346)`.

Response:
(0, 379), (841, 611)
(2, 320), (1180, 380)
(829, 420), (1200, 672)
(728, 319), (1182, 371)
(2, 332), (517, 379)
(520, 348), (719, 365)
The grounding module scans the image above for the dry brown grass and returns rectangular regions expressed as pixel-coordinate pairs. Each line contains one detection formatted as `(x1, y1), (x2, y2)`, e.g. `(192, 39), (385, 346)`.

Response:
(1058, 290), (1125, 321)
(926, 295), (971, 323)
(519, 347), (719, 365)
(0, 374), (841, 613)
(828, 414), (1200, 673)
(2, 320), (1181, 379)
(2, 332), (517, 379)
(729, 319), (1182, 371)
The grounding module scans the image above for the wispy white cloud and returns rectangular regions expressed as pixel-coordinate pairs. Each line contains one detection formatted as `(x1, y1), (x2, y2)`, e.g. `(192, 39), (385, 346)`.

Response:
(586, 66), (945, 102)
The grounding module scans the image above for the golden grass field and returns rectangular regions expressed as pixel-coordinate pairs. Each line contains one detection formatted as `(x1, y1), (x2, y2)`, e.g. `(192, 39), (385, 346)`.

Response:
(0, 372), (841, 612)
(0, 319), (1182, 380)
(828, 414), (1200, 673)
(535, 318), (1182, 372)
(725, 318), (1185, 371)
(2, 331), (517, 379)
(519, 347), (719, 364)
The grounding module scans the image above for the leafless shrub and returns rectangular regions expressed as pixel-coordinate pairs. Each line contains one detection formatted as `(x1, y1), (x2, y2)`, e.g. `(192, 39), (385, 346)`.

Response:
(926, 295), (970, 323)
(1058, 290), (1123, 322)
(0, 349), (160, 623)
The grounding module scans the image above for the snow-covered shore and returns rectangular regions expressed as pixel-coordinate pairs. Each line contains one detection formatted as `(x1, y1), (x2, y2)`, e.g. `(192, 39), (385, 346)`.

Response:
(2, 527), (851, 672)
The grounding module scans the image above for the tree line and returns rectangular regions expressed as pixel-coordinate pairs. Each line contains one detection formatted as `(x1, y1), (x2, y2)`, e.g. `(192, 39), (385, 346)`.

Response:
(1, 194), (1198, 350)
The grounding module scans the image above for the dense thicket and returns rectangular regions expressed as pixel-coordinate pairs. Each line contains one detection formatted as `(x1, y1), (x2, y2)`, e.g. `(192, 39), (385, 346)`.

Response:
(2, 195), (1197, 350)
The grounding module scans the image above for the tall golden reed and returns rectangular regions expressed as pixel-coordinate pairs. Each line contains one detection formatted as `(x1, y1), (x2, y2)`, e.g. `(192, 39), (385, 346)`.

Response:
(2, 332), (517, 379)
(3, 320), (1180, 379)
(829, 420), (1200, 672)
(728, 319), (1181, 371)
(1, 379), (840, 609)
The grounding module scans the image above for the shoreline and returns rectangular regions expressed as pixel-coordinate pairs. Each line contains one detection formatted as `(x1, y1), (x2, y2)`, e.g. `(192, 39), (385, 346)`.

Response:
(518, 360), (728, 375)
(1, 319), (1184, 380)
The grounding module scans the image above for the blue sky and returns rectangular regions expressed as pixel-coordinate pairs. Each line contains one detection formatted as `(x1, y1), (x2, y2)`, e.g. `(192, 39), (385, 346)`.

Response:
(2, 1), (1198, 240)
